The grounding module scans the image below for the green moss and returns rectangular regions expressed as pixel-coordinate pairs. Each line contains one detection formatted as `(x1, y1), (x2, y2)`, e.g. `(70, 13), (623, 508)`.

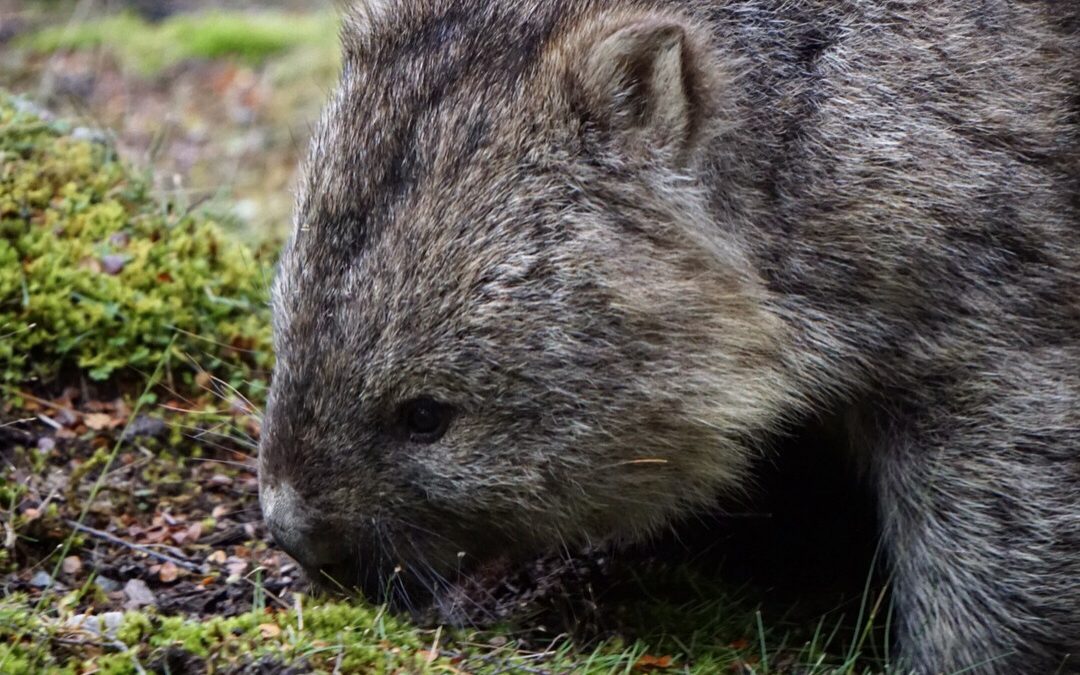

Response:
(0, 595), (75, 674)
(17, 10), (341, 76)
(0, 92), (272, 388)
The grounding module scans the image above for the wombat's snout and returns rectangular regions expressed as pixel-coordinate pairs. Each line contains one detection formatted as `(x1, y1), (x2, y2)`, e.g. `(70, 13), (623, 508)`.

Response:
(260, 481), (348, 576)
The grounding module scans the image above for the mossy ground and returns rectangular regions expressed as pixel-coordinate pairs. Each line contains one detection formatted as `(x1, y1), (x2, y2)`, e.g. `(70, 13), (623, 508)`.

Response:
(1, 6), (894, 673)
(0, 93), (273, 386)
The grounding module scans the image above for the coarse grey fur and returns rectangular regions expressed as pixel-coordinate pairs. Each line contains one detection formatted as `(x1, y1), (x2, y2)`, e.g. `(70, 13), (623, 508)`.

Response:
(258, 1), (1080, 672)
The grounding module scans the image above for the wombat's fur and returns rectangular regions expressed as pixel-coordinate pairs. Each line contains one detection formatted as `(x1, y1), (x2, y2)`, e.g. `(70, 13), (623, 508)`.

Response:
(258, 1), (1080, 672)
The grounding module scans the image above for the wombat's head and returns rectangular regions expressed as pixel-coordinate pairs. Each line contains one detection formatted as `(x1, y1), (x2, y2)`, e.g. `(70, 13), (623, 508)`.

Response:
(259, 0), (787, 601)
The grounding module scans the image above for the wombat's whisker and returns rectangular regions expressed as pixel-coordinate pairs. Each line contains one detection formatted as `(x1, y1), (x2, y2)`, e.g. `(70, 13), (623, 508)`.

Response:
(185, 456), (257, 470)
(163, 418), (257, 454)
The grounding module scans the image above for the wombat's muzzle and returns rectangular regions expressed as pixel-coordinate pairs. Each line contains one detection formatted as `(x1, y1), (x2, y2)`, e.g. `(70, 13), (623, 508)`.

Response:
(260, 481), (410, 599)
(260, 481), (350, 578)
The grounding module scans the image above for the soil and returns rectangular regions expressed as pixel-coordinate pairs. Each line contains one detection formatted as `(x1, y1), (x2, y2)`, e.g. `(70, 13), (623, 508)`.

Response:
(2, 384), (300, 621)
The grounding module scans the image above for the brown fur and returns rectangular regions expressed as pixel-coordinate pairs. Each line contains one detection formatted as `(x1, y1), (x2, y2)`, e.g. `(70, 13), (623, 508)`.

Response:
(259, 2), (1080, 672)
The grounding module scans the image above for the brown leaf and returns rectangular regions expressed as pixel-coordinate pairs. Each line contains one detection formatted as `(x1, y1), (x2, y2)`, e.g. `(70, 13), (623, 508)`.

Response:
(185, 522), (203, 543)
(158, 562), (180, 583)
(258, 623), (281, 638)
(83, 413), (114, 431)
(141, 527), (170, 544)
(634, 654), (675, 672)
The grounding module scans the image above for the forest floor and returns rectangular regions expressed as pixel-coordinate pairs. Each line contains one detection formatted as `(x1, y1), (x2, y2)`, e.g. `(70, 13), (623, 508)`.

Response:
(0, 2), (891, 672)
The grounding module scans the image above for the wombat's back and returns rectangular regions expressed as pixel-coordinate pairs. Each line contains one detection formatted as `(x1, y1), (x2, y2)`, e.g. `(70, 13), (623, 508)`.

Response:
(697, 0), (1080, 380)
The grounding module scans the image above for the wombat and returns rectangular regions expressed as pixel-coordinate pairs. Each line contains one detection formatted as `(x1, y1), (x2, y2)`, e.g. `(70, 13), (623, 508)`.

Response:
(258, 1), (1080, 672)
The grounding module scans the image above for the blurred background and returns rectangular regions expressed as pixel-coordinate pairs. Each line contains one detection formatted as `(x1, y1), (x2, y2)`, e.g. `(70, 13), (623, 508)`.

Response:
(0, 0), (342, 241)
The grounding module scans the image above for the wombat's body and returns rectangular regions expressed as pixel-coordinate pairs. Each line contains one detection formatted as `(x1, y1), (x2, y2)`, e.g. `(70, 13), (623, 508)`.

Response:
(259, 1), (1080, 672)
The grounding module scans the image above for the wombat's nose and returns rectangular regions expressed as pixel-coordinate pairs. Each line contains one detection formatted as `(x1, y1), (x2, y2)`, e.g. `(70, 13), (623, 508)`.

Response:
(260, 481), (347, 573)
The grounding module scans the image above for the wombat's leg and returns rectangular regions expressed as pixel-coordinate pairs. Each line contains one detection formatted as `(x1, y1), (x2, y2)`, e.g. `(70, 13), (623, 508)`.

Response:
(871, 368), (1080, 674)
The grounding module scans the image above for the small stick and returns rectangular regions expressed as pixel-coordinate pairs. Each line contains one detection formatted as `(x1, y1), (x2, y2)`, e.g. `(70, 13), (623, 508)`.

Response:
(11, 391), (78, 415)
(0, 417), (35, 429)
(66, 520), (203, 572)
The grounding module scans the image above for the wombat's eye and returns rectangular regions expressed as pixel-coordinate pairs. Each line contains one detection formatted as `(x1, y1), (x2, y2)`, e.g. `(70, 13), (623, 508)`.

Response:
(400, 397), (452, 442)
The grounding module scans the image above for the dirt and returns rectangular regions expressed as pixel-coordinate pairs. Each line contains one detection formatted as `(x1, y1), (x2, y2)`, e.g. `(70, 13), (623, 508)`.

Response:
(0, 382), (304, 621)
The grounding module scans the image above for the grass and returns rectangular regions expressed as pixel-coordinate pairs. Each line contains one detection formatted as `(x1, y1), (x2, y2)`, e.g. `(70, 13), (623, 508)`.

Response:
(18, 9), (342, 76)
(0, 586), (892, 673)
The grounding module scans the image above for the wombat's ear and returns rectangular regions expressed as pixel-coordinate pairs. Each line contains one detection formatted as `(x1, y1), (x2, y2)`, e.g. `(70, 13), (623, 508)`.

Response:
(576, 15), (720, 163)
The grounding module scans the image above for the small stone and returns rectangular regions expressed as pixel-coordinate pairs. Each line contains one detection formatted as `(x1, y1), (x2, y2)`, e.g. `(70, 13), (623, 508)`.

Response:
(12, 96), (53, 120)
(122, 415), (167, 440)
(61, 556), (82, 576)
(70, 126), (109, 144)
(67, 611), (125, 640)
(100, 254), (128, 276)
(55, 408), (78, 428)
(30, 571), (55, 588)
(123, 578), (156, 609)
(36, 437), (56, 453)
(95, 575), (121, 593)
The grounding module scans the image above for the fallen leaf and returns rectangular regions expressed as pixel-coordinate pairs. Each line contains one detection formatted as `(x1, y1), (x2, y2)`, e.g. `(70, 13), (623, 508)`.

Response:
(83, 413), (114, 431)
(206, 550), (227, 565)
(186, 522), (203, 542)
(158, 562), (180, 583)
(634, 654), (675, 671)
(258, 623), (281, 638)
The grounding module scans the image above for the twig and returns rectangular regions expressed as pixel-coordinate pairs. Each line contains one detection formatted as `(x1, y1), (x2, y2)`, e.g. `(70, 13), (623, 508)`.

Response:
(10, 390), (78, 416)
(66, 520), (203, 572)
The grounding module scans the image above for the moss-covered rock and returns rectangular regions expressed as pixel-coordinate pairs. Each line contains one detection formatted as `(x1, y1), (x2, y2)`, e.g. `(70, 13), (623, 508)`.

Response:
(0, 92), (272, 389)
